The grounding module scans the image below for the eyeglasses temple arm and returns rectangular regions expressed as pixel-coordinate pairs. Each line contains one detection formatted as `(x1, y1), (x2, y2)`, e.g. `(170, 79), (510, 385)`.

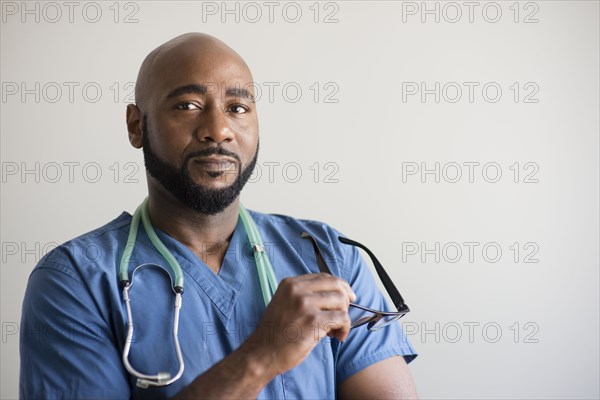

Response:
(338, 236), (408, 312)
(300, 232), (333, 274)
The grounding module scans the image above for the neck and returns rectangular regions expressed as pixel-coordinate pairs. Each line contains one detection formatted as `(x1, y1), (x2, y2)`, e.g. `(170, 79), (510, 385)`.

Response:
(145, 186), (240, 273)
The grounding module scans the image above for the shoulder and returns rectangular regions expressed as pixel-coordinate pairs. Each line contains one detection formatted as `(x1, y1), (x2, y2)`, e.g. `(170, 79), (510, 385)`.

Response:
(20, 214), (133, 400)
(247, 208), (345, 248)
(248, 210), (333, 229)
(246, 208), (355, 279)
(31, 212), (132, 283)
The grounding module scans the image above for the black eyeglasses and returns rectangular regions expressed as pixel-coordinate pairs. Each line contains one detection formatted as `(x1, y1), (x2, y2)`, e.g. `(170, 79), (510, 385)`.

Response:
(301, 232), (410, 331)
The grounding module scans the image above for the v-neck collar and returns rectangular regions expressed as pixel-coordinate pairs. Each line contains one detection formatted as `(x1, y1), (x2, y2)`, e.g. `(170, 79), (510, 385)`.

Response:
(134, 214), (251, 320)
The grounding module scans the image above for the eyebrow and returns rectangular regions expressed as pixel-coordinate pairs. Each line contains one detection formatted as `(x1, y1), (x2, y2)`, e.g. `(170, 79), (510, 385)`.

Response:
(226, 87), (256, 103)
(165, 84), (256, 103)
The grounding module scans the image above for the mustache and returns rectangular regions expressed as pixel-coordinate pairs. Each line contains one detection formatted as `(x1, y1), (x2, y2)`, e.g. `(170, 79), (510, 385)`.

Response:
(185, 147), (241, 164)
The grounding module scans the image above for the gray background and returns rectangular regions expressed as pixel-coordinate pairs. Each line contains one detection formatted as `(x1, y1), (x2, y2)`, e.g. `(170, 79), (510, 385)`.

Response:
(1, 1), (599, 399)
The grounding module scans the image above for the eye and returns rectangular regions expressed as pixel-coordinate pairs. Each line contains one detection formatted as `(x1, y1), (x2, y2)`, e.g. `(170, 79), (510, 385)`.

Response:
(174, 102), (200, 111)
(229, 104), (249, 114)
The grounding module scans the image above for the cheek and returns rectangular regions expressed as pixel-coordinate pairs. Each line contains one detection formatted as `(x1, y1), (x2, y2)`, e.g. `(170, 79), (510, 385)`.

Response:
(149, 121), (191, 162)
(231, 115), (257, 134)
(240, 134), (259, 164)
(231, 118), (259, 158)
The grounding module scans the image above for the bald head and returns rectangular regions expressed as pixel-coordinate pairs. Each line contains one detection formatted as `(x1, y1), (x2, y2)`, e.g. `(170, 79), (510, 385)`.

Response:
(134, 33), (252, 111)
(126, 32), (260, 216)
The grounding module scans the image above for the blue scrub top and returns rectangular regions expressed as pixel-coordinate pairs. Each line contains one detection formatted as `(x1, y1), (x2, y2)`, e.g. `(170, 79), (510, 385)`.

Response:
(20, 208), (417, 399)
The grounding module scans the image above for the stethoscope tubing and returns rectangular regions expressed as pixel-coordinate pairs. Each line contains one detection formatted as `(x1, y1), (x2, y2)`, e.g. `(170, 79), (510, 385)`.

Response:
(121, 263), (185, 388)
(119, 199), (277, 388)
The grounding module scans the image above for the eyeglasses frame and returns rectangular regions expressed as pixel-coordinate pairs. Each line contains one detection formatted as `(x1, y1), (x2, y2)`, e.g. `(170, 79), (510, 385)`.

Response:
(300, 232), (410, 331)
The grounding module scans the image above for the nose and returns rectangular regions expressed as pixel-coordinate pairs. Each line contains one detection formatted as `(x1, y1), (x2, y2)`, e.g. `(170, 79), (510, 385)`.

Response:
(195, 106), (234, 144)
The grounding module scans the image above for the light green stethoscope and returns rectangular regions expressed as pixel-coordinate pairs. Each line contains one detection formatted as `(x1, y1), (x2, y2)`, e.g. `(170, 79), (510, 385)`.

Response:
(118, 198), (278, 388)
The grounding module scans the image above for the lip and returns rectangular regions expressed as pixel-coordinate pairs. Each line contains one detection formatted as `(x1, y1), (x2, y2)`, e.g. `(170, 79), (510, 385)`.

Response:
(191, 156), (237, 171)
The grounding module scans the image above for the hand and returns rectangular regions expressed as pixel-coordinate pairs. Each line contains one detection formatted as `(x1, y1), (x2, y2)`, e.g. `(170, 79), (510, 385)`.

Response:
(245, 273), (356, 376)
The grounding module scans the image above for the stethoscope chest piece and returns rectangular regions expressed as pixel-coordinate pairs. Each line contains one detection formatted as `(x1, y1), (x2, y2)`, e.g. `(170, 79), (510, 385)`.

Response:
(118, 198), (277, 388)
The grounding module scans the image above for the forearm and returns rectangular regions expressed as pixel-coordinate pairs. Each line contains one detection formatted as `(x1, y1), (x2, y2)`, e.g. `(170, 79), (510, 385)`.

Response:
(172, 340), (277, 399)
(173, 274), (355, 399)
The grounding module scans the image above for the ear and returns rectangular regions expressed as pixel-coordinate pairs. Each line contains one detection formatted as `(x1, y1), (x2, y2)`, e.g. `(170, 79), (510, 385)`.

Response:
(126, 104), (143, 148)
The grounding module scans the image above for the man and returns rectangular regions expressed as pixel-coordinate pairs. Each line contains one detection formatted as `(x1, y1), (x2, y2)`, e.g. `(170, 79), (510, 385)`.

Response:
(20, 33), (418, 399)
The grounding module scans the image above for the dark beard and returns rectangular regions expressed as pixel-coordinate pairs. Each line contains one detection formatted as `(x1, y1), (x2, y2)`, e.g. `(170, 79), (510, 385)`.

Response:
(141, 114), (258, 215)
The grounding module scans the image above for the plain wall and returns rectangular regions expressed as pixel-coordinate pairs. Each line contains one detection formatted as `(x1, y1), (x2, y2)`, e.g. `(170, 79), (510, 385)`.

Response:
(1, 1), (599, 399)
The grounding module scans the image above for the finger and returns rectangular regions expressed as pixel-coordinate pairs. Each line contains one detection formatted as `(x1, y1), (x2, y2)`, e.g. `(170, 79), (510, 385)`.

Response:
(316, 274), (356, 302)
(278, 274), (356, 304)
(302, 274), (356, 300)
(284, 273), (325, 282)
(330, 318), (352, 343)
(311, 290), (351, 311)
(332, 278), (356, 303)
(346, 285), (357, 303)
(277, 274), (339, 295)
(332, 326), (351, 342)
(320, 310), (352, 342)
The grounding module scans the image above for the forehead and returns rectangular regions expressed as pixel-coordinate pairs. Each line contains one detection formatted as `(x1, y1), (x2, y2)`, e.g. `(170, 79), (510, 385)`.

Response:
(150, 45), (255, 101)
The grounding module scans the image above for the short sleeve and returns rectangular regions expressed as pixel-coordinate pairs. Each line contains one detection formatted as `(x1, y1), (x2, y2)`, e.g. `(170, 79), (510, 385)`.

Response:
(334, 238), (417, 383)
(19, 259), (130, 399)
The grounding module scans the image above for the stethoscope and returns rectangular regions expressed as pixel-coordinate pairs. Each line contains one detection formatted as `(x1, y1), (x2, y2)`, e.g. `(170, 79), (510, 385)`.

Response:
(118, 198), (278, 388)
